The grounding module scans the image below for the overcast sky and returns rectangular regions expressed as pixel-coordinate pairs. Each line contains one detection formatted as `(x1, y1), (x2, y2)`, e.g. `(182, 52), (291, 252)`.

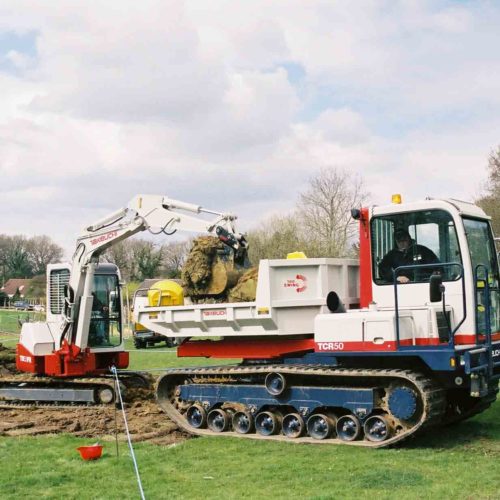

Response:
(1, 1), (499, 256)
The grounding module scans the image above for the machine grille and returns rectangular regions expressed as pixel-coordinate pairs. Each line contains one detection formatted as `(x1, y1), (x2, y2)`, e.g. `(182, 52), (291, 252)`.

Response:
(49, 268), (70, 314)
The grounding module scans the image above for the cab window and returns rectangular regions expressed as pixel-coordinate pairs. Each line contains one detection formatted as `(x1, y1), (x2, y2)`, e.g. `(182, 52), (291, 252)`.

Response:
(371, 209), (462, 284)
(88, 274), (122, 348)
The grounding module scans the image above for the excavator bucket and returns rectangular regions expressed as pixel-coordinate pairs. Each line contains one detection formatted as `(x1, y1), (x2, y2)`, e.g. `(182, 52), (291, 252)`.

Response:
(181, 236), (251, 299)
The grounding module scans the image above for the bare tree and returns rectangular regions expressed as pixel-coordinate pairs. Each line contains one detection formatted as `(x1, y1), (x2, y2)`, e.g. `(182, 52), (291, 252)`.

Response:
(477, 146), (500, 238)
(103, 241), (133, 281)
(247, 214), (306, 263)
(297, 167), (368, 257)
(162, 241), (189, 278)
(27, 235), (64, 275)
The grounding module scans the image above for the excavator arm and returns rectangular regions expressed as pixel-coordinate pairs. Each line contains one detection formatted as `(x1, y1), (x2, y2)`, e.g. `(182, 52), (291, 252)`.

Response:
(63, 194), (247, 350)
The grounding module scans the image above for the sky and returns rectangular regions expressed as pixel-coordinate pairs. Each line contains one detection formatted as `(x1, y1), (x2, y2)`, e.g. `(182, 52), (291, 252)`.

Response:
(0, 0), (499, 256)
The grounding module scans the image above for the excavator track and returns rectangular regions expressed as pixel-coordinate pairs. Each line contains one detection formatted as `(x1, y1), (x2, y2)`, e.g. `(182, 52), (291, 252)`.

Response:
(0, 372), (152, 408)
(156, 364), (447, 448)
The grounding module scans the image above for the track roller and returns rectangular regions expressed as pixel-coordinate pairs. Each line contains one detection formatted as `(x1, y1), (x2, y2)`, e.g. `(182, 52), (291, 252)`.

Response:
(363, 415), (391, 442)
(282, 413), (306, 438)
(255, 411), (282, 436)
(265, 372), (286, 396)
(186, 404), (207, 429)
(336, 414), (361, 441)
(207, 408), (230, 432)
(232, 410), (255, 434)
(306, 413), (336, 440)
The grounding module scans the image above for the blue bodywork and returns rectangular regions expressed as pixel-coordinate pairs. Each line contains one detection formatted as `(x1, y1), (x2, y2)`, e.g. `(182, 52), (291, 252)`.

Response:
(180, 383), (375, 417)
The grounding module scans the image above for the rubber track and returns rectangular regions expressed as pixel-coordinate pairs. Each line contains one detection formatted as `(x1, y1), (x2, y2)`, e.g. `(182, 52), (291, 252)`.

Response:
(443, 382), (499, 425)
(156, 365), (447, 448)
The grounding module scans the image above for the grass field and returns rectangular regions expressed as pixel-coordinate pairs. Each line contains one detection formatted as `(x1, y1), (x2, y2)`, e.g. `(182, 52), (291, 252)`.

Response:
(1, 395), (499, 499)
(0, 309), (41, 336)
(1, 309), (499, 499)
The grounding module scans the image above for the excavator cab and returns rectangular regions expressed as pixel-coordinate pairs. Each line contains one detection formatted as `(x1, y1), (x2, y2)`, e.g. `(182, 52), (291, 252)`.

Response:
(88, 265), (123, 348)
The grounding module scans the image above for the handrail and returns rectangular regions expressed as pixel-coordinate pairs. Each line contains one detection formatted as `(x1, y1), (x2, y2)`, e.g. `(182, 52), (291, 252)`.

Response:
(132, 286), (166, 308)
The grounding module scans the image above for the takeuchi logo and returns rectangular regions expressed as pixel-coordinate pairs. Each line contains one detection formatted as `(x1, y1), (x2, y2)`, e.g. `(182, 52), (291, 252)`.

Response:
(283, 274), (307, 293)
(90, 230), (118, 246)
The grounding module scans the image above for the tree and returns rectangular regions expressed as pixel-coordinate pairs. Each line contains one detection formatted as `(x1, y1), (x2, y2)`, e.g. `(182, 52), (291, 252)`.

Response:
(130, 240), (163, 281)
(247, 215), (306, 263)
(5, 236), (32, 278)
(103, 241), (133, 281)
(162, 241), (189, 278)
(477, 146), (500, 238)
(26, 235), (64, 275)
(247, 167), (369, 261)
(0, 235), (9, 286)
(297, 167), (368, 257)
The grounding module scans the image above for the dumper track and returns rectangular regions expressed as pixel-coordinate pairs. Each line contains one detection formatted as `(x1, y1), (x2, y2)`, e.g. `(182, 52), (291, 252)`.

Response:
(156, 365), (447, 448)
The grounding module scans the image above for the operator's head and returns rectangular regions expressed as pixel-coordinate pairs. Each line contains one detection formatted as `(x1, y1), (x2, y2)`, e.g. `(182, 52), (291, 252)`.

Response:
(395, 228), (411, 250)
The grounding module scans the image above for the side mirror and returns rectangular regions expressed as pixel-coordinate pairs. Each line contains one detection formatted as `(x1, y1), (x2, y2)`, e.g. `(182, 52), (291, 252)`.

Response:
(429, 274), (443, 303)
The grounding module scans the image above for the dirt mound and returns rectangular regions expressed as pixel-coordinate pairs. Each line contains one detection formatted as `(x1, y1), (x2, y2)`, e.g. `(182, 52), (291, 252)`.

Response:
(228, 267), (258, 302)
(0, 379), (187, 446)
(181, 236), (224, 296)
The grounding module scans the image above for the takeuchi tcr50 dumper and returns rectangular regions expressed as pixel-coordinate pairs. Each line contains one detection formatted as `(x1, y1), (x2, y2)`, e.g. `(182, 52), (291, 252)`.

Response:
(133, 196), (500, 447)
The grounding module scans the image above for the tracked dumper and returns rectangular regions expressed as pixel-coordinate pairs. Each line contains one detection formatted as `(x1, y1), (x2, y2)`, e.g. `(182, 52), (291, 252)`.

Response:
(135, 197), (500, 447)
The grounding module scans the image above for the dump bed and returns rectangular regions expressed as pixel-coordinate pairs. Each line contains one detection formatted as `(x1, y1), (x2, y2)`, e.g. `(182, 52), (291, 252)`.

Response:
(133, 258), (359, 338)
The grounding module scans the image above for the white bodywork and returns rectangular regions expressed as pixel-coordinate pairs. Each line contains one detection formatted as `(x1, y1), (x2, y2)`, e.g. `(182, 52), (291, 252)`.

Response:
(134, 258), (359, 337)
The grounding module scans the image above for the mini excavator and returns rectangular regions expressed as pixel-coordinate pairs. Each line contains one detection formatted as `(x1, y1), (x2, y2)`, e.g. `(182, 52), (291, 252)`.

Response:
(0, 195), (248, 405)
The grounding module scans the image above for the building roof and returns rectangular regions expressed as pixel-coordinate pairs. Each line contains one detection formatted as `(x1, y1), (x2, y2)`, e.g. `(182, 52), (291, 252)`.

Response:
(1, 278), (32, 298)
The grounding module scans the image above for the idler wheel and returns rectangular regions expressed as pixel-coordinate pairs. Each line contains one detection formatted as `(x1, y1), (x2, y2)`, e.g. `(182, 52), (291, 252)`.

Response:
(265, 372), (286, 396)
(255, 411), (281, 436)
(282, 413), (305, 438)
(336, 415), (361, 441)
(207, 409), (230, 432)
(232, 410), (255, 434)
(363, 415), (391, 442)
(97, 387), (115, 404)
(306, 413), (335, 440)
(186, 404), (207, 429)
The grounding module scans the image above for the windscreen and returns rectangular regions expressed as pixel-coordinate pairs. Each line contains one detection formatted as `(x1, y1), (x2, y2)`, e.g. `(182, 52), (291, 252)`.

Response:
(371, 209), (462, 285)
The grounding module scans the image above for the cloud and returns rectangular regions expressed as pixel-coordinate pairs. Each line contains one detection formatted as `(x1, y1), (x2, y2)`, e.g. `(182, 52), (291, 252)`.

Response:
(0, 0), (498, 258)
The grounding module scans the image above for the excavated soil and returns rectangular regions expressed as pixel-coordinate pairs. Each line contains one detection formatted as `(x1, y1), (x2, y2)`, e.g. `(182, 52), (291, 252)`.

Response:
(228, 267), (258, 302)
(0, 343), (187, 446)
(182, 236), (224, 296)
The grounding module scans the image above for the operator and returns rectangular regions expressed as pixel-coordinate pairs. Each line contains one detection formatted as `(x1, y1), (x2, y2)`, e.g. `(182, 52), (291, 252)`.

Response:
(89, 292), (110, 346)
(378, 228), (440, 284)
